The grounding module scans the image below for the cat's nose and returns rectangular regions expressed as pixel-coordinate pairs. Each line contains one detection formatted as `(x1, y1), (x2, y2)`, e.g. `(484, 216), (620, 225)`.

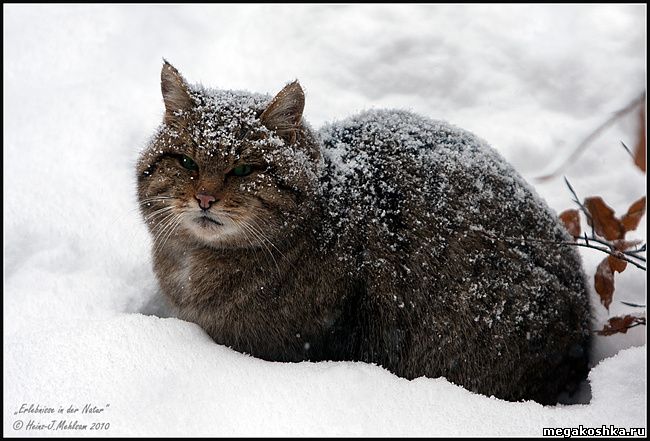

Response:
(195, 193), (217, 210)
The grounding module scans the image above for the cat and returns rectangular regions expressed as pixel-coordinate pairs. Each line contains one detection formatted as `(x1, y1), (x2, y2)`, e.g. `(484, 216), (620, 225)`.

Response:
(136, 61), (591, 405)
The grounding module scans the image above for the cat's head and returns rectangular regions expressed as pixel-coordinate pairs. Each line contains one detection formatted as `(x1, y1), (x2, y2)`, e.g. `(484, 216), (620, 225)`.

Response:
(137, 61), (320, 251)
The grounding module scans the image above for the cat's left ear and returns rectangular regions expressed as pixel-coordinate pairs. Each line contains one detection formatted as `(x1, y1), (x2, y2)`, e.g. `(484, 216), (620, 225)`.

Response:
(161, 60), (192, 123)
(260, 81), (305, 143)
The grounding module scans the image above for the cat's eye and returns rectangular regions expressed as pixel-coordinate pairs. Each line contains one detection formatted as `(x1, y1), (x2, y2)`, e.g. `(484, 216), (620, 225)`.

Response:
(232, 165), (253, 177)
(180, 155), (199, 171)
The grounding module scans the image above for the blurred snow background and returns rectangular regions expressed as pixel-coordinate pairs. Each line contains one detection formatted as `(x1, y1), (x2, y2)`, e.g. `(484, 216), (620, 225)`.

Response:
(3, 4), (646, 436)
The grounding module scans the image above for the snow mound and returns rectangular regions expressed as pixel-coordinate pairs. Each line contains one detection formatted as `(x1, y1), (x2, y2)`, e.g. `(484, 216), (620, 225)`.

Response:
(4, 314), (646, 436)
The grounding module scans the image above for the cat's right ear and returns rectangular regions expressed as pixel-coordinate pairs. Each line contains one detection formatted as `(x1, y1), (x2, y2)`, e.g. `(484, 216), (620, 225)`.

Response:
(260, 81), (305, 144)
(161, 60), (192, 122)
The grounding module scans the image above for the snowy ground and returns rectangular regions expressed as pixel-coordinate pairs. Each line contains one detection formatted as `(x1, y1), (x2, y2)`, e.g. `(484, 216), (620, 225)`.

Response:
(4, 4), (647, 437)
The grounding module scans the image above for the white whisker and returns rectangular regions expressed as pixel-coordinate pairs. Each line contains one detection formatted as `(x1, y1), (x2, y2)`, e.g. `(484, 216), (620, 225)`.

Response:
(156, 213), (185, 256)
(151, 212), (181, 255)
(237, 218), (282, 277)
(245, 213), (295, 271)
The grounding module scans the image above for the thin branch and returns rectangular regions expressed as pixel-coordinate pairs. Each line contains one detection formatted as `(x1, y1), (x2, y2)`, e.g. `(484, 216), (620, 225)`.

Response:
(537, 92), (646, 181)
(573, 232), (645, 254)
(621, 141), (634, 158)
(575, 234), (611, 248)
(571, 235), (646, 261)
(568, 234), (647, 263)
(627, 244), (647, 256)
(625, 252), (646, 262)
(564, 177), (594, 236)
(552, 240), (645, 270)
(564, 176), (582, 206)
(478, 231), (646, 271)
(620, 301), (646, 308)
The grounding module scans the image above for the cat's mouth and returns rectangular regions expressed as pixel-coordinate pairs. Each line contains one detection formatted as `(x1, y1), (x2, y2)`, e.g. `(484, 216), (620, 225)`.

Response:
(185, 211), (242, 244)
(195, 214), (223, 228)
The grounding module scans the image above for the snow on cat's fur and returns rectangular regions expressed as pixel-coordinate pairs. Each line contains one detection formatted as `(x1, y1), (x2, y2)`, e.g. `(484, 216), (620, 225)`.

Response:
(137, 62), (591, 404)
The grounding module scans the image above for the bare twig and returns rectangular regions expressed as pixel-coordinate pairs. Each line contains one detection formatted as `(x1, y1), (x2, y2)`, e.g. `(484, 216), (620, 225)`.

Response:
(621, 141), (634, 158)
(567, 234), (647, 262)
(564, 176), (582, 207)
(478, 230), (647, 271)
(627, 244), (647, 257)
(574, 234), (611, 248)
(573, 236), (646, 264)
(620, 300), (646, 308)
(555, 240), (645, 270)
(564, 177), (594, 236)
(537, 92), (646, 181)
(625, 251), (646, 262)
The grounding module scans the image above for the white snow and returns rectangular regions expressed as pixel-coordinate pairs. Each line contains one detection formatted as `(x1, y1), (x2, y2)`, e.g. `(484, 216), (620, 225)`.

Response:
(4, 4), (646, 437)
(4, 315), (647, 437)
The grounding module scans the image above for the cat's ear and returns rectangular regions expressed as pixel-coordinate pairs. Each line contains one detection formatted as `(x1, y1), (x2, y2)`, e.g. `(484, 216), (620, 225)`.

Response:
(260, 81), (305, 143)
(161, 60), (192, 122)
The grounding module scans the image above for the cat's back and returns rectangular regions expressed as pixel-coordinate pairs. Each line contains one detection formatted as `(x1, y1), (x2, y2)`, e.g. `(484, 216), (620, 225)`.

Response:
(319, 108), (498, 172)
(317, 109), (563, 253)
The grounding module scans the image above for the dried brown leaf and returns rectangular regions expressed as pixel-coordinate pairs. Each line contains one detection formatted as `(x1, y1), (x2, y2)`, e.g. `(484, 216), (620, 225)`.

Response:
(634, 105), (646, 173)
(621, 196), (646, 232)
(559, 209), (581, 238)
(596, 315), (646, 336)
(607, 254), (627, 273)
(594, 258), (614, 310)
(584, 197), (624, 240)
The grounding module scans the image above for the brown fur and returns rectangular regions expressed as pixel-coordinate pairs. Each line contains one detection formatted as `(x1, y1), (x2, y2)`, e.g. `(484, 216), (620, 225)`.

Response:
(137, 62), (591, 404)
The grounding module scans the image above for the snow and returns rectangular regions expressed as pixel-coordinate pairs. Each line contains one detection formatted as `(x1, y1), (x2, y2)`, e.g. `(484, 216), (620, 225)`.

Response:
(4, 315), (646, 437)
(4, 4), (646, 436)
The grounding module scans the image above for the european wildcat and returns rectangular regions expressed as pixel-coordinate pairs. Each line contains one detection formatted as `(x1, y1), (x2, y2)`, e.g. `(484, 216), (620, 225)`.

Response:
(137, 61), (591, 404)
